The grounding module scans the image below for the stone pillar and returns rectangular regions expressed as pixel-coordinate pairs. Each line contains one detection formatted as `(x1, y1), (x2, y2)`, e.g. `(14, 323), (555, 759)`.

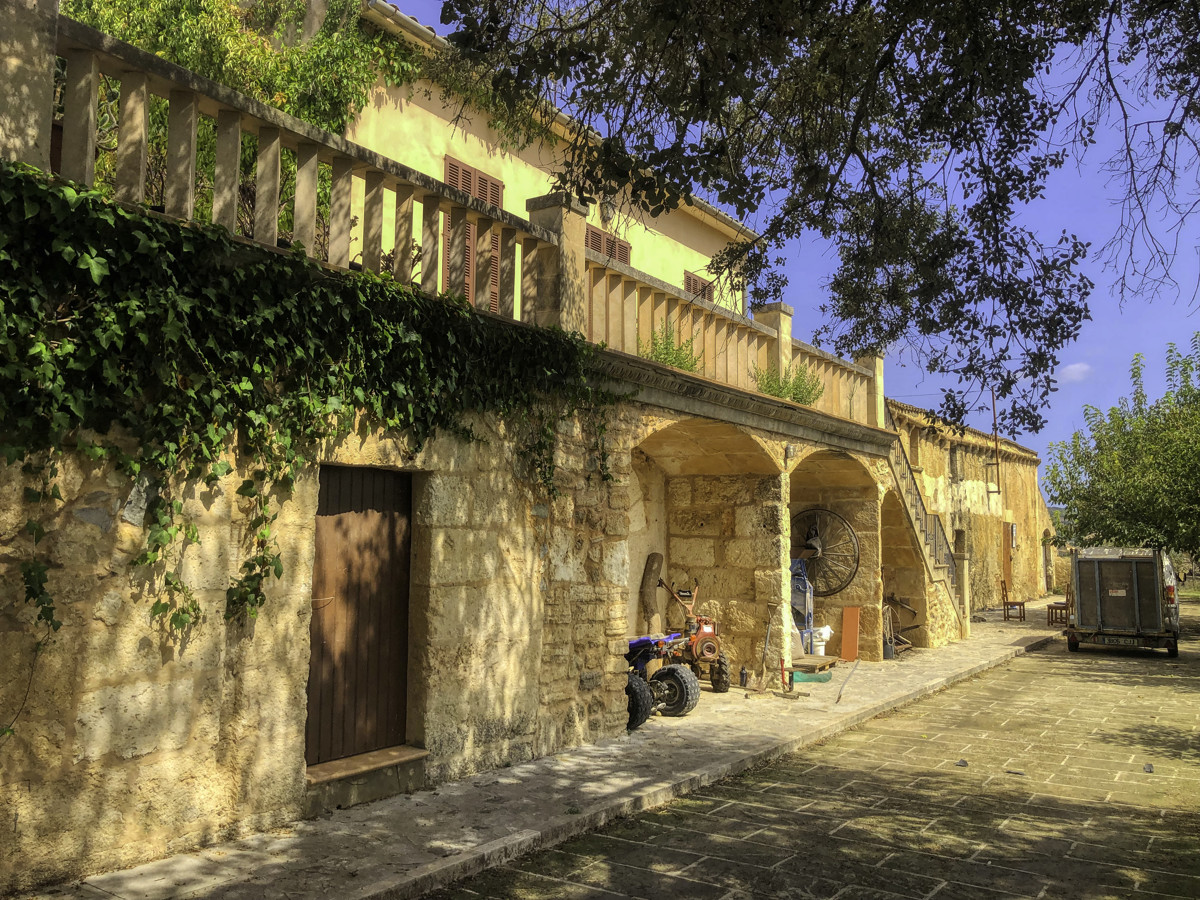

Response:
(953, 551), (971, 638)
(856, 353), (886, 428)
(526, 192), (588, 335)
(756, 302), (794, 378)
(0, 0), (59, 169)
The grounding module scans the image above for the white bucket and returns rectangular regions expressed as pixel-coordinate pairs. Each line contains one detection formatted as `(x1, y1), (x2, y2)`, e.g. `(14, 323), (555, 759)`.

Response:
(812, 625), (834, 657)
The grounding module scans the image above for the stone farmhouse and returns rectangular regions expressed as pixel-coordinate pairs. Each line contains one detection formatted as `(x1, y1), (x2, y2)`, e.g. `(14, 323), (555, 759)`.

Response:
(0, 1), (1057, 890)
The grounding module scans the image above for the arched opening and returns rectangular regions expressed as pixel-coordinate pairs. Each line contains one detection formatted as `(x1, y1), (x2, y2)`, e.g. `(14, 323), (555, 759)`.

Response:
(627, 418), (784, 674)
(789, 449), (882, 660)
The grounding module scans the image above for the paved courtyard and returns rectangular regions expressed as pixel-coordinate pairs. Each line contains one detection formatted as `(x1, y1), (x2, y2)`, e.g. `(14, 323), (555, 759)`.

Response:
(431, 612), (1200, 899)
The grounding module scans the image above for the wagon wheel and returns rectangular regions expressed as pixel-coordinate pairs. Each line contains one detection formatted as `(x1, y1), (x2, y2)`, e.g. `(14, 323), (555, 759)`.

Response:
(790, 507), (860, 596)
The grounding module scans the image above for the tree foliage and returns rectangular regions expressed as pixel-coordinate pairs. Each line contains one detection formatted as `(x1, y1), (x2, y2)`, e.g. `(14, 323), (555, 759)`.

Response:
(438, 0), (1200, 433)
(63, 0), (419, 133)
(1044, 335), (1200, 555)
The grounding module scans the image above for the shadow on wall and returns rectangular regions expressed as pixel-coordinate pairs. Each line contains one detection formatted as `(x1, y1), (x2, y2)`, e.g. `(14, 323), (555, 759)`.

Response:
(0, 453), (315, 893)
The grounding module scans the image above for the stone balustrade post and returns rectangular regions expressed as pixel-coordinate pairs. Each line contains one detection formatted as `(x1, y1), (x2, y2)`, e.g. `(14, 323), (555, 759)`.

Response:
(953, 551), (971, 638)
(0, 0), (60, 169)
(756, 302), (794, 379)
(525, 193), (588, 334)
(856, 353), (886, 428)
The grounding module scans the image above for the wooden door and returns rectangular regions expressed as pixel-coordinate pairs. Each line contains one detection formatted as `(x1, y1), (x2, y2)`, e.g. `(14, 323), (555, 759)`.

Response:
(1002, 522), (1014, 590)
(306, 466), (412, 766)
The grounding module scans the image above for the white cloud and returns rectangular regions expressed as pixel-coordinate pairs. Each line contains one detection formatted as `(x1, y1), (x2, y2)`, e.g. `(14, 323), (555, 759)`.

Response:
(1060, 362), (1093, 383)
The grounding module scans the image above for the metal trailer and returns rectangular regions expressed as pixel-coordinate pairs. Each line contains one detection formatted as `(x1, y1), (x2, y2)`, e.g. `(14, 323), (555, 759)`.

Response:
(1066, 548), (1181, 657)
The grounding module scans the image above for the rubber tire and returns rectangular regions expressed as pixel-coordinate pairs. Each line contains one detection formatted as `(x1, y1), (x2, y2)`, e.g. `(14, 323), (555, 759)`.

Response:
(710, 651), (732, 693)
(1167, 640), (1179, 659)
(626, 673), (654, 730)
(652, 664), (701, 717)
(1067, 638), (1080, 653)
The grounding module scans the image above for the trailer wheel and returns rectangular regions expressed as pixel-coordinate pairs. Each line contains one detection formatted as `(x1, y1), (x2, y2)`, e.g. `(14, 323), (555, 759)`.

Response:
(1167, 640), (1179, 659)
(1067, 637), (1079, 653)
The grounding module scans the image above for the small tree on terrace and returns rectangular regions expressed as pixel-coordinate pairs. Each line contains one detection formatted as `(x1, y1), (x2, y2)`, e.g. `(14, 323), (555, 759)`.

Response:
(1044, 335), (1200, 555)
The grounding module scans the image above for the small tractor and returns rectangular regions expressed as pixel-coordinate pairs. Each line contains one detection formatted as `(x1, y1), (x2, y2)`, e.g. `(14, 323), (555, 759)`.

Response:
(658, 578), (732, 693)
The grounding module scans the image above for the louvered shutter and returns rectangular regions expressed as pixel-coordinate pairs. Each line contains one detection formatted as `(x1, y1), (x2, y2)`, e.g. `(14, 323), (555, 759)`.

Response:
(685, 271), (715, 303)
(586, 225), (632, 265)
(443, 157), (506, 307)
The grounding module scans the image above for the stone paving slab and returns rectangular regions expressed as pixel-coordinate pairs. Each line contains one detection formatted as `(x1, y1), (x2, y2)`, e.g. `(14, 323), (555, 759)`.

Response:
(25, 602), (1064, 900)
(434, 613), (1199, 900)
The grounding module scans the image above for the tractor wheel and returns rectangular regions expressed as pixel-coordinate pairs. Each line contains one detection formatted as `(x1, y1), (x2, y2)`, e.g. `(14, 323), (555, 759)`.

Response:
(652, 664), (701, 717)
(626, 673), (654, 730)
(1167, 640), (1179, 659)
(710, 651), (732, 693)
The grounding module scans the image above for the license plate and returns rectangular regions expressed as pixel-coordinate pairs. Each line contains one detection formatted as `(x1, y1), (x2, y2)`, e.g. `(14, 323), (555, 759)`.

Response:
(1098, 636), (1139, 646)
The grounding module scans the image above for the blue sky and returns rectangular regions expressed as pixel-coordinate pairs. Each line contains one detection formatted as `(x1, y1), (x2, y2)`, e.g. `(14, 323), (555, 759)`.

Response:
(393, 1), (1199, 480)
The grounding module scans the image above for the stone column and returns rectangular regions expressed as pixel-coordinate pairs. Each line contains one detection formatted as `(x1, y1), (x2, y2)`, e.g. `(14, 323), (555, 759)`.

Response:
(756, 302), (794, 378)
(953, 551), (971, 638)
(0, 0), (59, 169)
(856, 353), (886, 428)
(525, 192), (588, 335)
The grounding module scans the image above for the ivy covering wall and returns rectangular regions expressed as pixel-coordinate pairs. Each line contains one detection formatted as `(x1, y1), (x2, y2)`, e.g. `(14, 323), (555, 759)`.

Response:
(0, 162), (609, 635)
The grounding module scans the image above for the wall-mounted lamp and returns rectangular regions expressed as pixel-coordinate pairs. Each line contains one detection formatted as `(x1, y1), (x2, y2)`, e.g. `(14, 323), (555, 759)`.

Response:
(785, 444), (799, 460)
(600, 199), (616, 223)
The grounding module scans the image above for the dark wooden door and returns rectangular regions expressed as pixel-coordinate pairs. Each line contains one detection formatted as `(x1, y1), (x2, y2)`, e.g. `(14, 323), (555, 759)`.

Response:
(1002, 522), (1014, 590)
(306, 466), (412, 766)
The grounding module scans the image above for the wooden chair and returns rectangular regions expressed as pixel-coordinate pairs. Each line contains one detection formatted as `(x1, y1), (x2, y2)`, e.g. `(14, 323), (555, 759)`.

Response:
(1000, 579), (1026, 622)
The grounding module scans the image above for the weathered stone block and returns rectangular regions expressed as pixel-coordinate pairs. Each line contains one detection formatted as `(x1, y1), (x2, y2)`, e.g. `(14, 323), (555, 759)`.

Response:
(74, 678), (197, 762)
(416, 473), (470, 527)
(672, 537), (715, 568)
(669, 509), (722, 536)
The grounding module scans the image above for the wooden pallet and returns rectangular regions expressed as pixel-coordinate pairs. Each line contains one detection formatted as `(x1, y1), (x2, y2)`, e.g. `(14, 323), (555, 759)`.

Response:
(788, 656), (838, 673)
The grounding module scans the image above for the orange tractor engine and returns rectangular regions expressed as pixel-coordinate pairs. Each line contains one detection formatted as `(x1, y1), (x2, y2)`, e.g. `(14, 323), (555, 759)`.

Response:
(658, 578), (732, 693)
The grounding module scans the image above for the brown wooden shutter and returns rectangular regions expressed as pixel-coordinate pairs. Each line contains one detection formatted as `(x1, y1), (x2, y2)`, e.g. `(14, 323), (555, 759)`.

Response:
(586, 225), (632, 265)
(685, 271), (714, 303)
(443, 157), (505, 307)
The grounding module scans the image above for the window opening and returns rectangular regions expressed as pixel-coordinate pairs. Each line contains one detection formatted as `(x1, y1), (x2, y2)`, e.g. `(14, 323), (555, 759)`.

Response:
(443, 157), (503, 311)
(585, 224), (632, 265)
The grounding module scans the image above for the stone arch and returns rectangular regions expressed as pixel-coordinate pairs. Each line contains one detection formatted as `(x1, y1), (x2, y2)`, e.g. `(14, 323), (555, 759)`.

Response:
(626, 418), (785, 672)
(788, 449), (883, 660)
(880, 490), (932, 648)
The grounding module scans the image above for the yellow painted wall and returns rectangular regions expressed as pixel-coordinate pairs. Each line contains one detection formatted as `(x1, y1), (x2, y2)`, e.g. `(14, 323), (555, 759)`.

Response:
(347, 78), (744, 309)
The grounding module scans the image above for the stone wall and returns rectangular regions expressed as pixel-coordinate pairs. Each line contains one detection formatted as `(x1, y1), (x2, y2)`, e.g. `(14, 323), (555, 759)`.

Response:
(0, 449), (312, 892)
(663, 474), (788, 669)
(2, 398), (862, 892)
(888, 401), (1055, 611)
(0, 405), (638, 891)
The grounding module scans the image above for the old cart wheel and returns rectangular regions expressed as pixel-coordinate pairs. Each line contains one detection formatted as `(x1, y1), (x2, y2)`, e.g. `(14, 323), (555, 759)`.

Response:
(626, 673), (654, 730)
(791, 507), (860, 596)
(710, 651), (732, 693)
(652, 664), (701, 717)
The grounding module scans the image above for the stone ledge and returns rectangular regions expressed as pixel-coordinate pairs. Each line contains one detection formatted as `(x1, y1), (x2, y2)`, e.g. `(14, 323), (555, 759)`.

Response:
(305, 744), (430, 787)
